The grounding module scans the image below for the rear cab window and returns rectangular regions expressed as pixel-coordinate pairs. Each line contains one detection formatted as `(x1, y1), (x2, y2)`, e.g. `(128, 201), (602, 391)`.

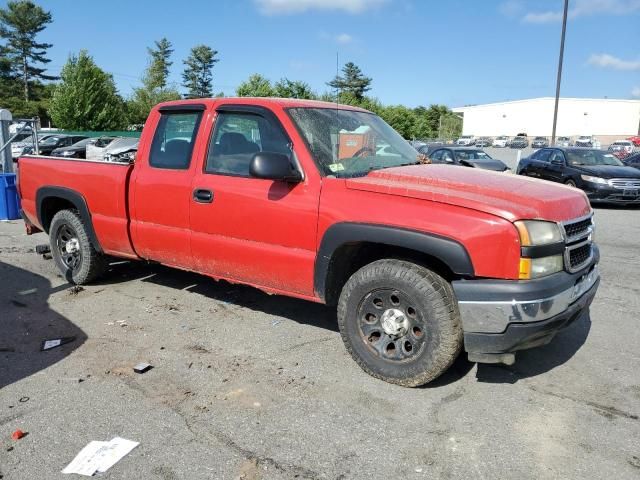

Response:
(149, 111), (203, 169)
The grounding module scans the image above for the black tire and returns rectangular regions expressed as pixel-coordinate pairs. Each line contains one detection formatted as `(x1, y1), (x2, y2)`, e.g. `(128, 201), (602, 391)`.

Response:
(565, 179), (577, 188)
(49, 209), (106, 284)
(337, 259), (462, 387)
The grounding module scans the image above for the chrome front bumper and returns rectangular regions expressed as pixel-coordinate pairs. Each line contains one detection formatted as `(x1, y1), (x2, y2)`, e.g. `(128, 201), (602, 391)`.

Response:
(453, 263), (599, 335)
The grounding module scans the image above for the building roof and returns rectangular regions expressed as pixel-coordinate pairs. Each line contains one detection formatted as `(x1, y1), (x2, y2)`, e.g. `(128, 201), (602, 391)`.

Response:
(453, 97), (640, 112)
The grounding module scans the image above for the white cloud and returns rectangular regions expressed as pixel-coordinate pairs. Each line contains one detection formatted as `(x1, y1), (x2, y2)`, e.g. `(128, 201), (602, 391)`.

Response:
(335, 33), (353, 44)
(631, 86), (640, 97)
(255, 0), (387, 15)
(588, 53), (640, 71)
(499, 0), (524, 17)
(523, 0), (640, 23)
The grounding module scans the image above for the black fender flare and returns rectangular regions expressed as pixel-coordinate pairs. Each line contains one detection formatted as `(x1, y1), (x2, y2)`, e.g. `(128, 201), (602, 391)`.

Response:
(36, 186), (103, 253)
(314, 222), (474, 301)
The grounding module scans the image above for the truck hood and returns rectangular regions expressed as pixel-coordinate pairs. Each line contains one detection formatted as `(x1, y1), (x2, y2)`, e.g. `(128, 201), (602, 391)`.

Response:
(345, 165), (590, 222)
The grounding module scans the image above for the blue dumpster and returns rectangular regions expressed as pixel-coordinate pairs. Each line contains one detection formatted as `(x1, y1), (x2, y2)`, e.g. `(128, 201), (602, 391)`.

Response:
(0, 173), (21, 220)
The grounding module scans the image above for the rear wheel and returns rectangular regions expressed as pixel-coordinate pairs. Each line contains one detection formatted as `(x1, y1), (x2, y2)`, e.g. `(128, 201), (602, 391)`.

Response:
(337, 259), (462, 387)
(49, 209), (106, 284)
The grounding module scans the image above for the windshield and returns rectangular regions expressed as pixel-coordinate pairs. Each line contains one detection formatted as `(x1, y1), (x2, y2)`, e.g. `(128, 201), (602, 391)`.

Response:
(70, 138), (93, 148)
(454, 150), (492, 160)
(41, 136), (62, 145)
(287, 108), (420, 178)
(566, 150), (623, 166)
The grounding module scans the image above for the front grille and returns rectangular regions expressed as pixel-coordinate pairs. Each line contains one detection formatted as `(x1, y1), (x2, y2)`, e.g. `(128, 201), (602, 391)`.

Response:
(568, 243), (592, 270)
(563, 217), (592, 241)
(608, 178), (640, 189)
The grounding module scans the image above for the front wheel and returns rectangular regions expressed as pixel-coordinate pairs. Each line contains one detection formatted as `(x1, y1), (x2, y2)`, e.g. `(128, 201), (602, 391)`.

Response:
(337, 259), (462, 387)
(49, 209), (106, 284)
(565, 179), (577, 188)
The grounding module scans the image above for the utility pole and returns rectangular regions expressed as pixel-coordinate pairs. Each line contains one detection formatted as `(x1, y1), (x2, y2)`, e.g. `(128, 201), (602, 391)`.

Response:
(551, 0), (569, 146)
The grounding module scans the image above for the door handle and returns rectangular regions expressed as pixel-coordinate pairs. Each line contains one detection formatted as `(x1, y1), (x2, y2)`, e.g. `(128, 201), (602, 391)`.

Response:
(193, 188), (214, 203)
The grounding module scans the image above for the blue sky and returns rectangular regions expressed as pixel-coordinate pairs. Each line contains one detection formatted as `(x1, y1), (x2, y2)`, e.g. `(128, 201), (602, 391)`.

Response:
(17, 0), (640, 107)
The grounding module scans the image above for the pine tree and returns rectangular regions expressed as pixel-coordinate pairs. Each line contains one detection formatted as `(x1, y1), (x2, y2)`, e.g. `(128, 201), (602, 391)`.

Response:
(327, 62), (372, 101)
(273, 78), (315, 99)
(145, 37), (173, 91)
(0, 0), (56, 102)
(182, 45), (219, 99)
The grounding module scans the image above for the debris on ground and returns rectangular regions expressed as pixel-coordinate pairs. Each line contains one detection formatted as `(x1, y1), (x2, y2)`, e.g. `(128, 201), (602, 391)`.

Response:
(35, 244), (50, 255)
(116, 320), (128, 327)
(68, 286), (85, 296)
(11, 430), (26, 441)
(41, 337), (76, 351)
(10, 300), (26, 308)
(271, 320), (281, 327)
(42, 253), (52, 260)
(62, 437), (139, 476)
(18, 397), (29, 403)
(133, 363), (153, 374)
(17, 288), (37, 296)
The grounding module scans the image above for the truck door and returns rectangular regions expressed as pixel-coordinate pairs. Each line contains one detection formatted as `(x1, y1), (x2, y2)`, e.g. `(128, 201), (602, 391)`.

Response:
(130, 105), (205, 269)
(189, 106), (320, 296)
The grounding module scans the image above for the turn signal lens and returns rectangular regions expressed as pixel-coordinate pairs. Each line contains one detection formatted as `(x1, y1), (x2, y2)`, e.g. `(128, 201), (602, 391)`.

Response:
(519, 258), (532, 279)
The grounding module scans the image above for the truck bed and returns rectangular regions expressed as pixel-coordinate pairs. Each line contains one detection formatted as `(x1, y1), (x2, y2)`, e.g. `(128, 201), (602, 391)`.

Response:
(18, 156), (137, 258)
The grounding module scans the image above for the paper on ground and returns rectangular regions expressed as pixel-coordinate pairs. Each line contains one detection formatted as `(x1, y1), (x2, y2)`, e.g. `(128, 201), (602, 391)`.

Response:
(62, 437), (139, 476)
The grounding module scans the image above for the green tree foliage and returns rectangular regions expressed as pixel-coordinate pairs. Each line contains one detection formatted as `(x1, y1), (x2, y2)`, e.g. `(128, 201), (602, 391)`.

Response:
(182, 44), (219, 98)
(0, 0), (56, 102)
(378, 105), (416, 139)
(145, 37), (172, 91)
(126, 38), (181, 125)
(273, 78), (315, 99)
(327, 62), (372, 101)
(236, 74), (274, 97)
(49, 50), (126, 130)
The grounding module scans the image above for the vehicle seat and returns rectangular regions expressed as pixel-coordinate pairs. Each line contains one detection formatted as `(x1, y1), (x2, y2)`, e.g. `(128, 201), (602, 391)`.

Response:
(212, 133), (260, 175)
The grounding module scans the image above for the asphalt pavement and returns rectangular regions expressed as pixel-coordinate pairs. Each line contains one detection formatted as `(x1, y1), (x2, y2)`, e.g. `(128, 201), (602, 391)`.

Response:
(1, 204), (639, 479)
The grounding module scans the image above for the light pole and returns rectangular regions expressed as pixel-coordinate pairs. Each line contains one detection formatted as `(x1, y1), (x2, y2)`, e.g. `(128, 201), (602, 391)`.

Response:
(551, 0), (569, 146)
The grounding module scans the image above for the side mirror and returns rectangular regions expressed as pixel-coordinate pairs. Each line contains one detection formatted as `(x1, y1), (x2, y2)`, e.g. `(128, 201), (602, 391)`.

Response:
(250, 152), (302, 183)
(550, 158), (563, 165)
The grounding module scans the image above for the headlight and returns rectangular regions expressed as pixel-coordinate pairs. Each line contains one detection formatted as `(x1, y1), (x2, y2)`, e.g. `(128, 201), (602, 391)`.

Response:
(514, 220), (563, 246)
(60, 150), (75, 156)
(514, 220), (564, 279)
(519, 255), (564, 279)
(580, 175), (607, 185)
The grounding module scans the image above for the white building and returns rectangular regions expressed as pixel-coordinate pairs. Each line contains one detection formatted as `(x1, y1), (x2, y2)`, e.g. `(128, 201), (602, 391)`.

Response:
(452, 97), (640, 143)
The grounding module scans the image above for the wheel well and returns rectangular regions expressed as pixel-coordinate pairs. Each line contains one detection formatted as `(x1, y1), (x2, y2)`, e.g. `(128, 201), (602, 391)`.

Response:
(323, 242), (457, 306)
(40, 197), (76, 233)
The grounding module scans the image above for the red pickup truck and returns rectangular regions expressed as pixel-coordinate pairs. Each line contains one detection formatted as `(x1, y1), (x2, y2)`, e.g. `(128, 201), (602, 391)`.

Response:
(17, 98), (600, 386)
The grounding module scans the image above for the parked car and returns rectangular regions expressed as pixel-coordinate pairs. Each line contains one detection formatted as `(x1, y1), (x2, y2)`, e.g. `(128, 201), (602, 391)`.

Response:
(555, 136), (571, 147)
(517, 147), (640, 205)
(574, 135), (601, 149)
(18, 97), (599, 386)
(426, 146), (509, 171)
(492, 135), (509, 148)
(23, 134), (89, 156)
(531, 137), (548, 149)
(103, 137), (139, 163)
(627, 135), (640, 147)
(509, 136), (529, 149)
(11, 133), (56, 158)
(85, 136), (118, 161)
(622, 152), (640, 169)
(474, 137), (492, 147)
(456, 135), (475, 146)
(608, 140), (634, 157)
(51, 137), (98, 159)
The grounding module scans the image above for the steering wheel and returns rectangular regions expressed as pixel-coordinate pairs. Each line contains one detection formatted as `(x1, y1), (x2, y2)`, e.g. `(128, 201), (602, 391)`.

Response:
(353, 147), (375, 158)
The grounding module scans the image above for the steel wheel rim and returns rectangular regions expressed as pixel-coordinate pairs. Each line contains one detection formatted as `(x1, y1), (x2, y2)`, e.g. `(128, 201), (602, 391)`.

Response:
(56, 224), (82, 271)
(357, 288), (427, 363)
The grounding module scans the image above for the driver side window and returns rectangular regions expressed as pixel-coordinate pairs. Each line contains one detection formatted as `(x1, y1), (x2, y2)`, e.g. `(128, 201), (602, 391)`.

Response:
(549, 151), (565, 164)
(441, 150), (454, 162)
(430, 150), (443, 162)
(534, 149), (552, 162)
